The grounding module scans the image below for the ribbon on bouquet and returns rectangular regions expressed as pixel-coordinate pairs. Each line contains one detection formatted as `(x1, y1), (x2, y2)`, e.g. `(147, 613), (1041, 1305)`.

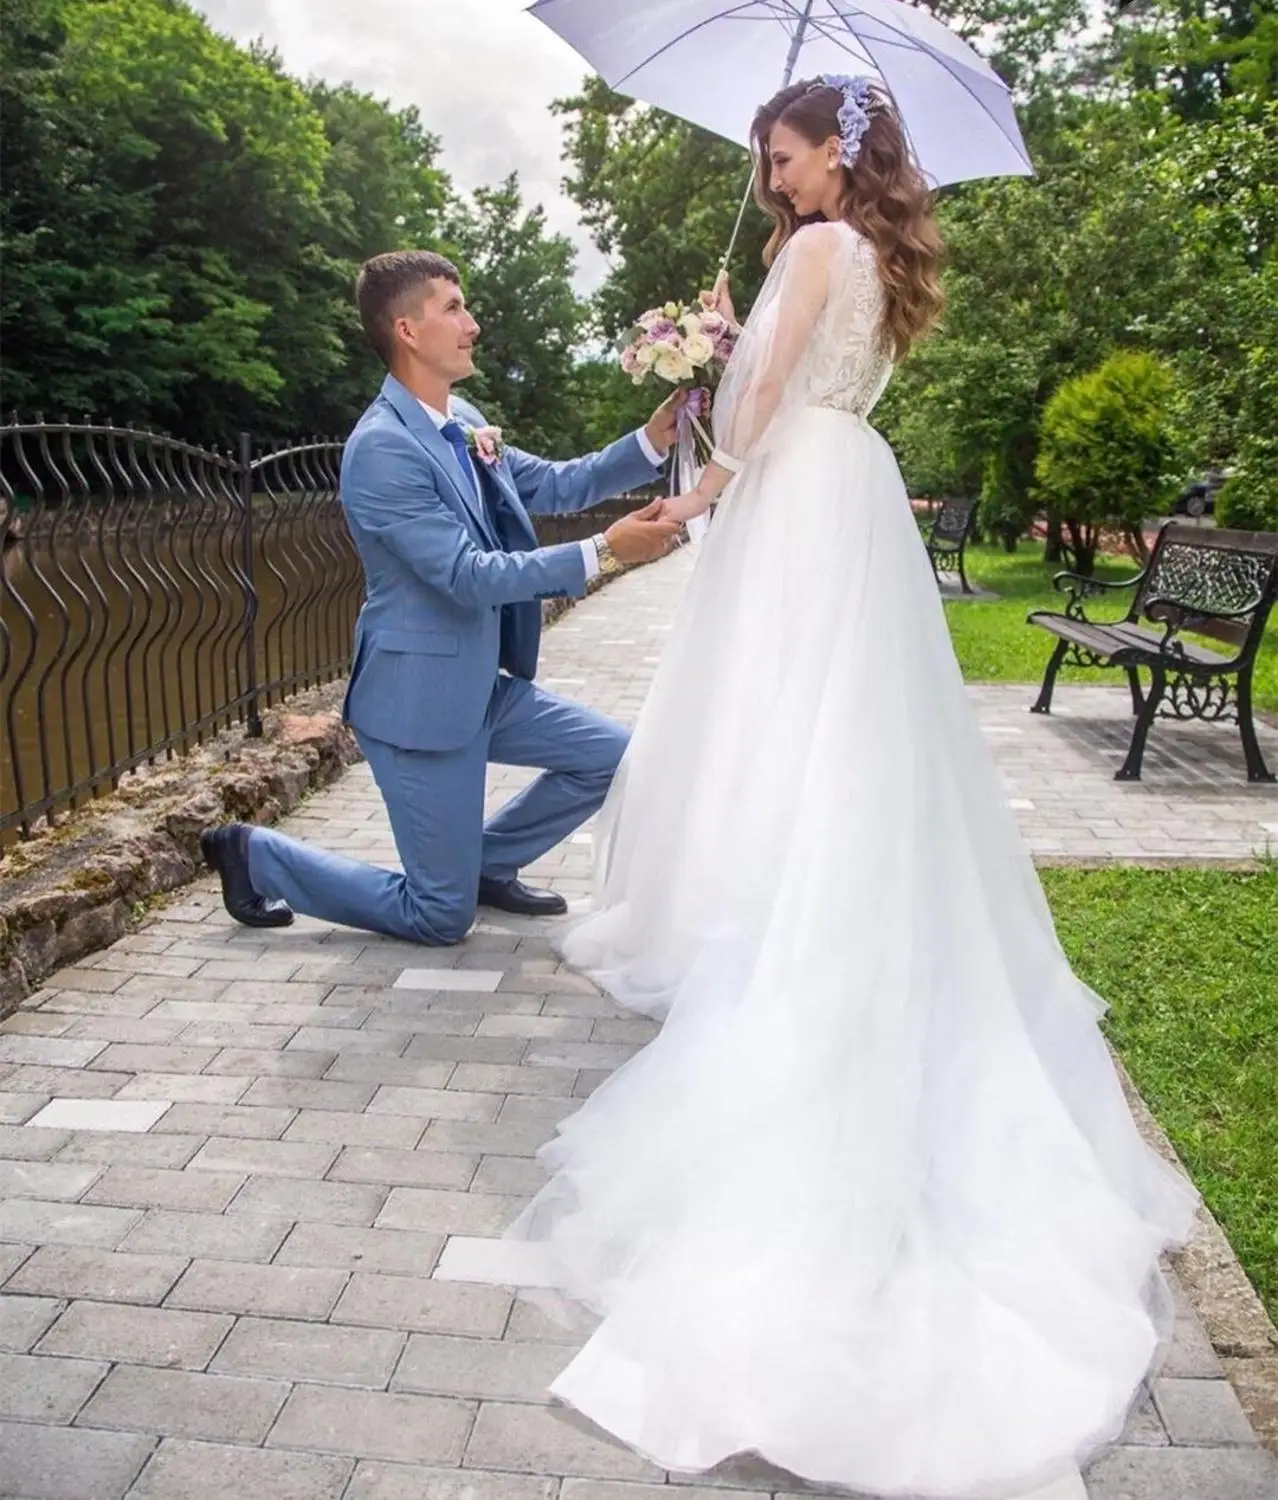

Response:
(672, 387), (715, 544)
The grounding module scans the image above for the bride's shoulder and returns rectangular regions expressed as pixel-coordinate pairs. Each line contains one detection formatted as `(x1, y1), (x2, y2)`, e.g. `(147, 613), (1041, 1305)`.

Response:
(786, 220), (871, 264)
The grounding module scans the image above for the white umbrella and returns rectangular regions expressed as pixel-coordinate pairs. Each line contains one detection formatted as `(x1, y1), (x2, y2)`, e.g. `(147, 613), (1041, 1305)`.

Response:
(527, 0), (1032, 190)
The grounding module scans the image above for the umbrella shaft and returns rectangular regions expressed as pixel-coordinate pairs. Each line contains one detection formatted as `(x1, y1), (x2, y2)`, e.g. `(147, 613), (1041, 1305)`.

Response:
(782, 0), (816, 85)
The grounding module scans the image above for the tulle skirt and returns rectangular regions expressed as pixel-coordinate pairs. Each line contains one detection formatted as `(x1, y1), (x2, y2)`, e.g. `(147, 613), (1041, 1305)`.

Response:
(503, 408), (1199, 1498)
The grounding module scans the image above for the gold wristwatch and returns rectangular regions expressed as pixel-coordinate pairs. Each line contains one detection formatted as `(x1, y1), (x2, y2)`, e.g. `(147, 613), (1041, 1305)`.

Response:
(592, 533), (622, 577)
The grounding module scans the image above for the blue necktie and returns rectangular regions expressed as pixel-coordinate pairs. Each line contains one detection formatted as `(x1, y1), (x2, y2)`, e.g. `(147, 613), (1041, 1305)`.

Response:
(439, 419), (480, 507)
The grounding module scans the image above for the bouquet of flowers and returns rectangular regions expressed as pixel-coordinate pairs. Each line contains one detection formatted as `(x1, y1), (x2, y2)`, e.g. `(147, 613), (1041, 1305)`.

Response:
(618, 294), (737, 394)
(618, 295), (737, 541)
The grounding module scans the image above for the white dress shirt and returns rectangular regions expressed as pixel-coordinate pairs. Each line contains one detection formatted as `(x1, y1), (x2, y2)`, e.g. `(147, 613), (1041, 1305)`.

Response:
(418, 399), (664, 580)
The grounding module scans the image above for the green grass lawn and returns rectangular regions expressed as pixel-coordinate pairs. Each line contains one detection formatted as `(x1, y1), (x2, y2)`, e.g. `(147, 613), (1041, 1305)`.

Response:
(1042, 866), (1278, 1323)
(942, 540), (1278, 715)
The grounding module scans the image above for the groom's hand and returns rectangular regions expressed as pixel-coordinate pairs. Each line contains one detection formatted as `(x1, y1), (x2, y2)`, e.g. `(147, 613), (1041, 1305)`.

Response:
(643, 391), (682, 456)
(604, 499), (682, 565)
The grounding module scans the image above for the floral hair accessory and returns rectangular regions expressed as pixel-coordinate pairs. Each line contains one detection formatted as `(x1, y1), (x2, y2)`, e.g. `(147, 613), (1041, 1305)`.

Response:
(813, 74), (877, 168)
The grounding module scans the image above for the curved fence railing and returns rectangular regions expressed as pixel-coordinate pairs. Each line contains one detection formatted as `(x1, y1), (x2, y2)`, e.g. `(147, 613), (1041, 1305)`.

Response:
(1, 420), (358, 844)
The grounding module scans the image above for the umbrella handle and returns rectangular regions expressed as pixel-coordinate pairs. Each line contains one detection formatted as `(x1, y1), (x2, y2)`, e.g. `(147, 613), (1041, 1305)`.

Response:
(719, 165), (756, 274)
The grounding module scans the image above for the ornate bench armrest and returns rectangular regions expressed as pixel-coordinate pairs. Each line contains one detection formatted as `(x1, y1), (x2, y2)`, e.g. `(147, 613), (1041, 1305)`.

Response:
(1143, 591), (1265, 652)
(1051, 568), (1144, 621)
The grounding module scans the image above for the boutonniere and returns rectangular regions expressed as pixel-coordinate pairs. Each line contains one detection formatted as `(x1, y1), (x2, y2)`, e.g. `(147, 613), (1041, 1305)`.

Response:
(464, 425), (506, 466)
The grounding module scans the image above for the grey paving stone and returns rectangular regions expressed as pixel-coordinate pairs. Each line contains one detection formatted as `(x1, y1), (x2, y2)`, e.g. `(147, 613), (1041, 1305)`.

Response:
(1120, 1391), (1169, 1446)
(88, 1044), (218, 1075)
(38, 989), (164, 1018)
(166, 1259), (347, 1320)
(1, 1066), (133, 1099)
(8, 1247), (187, 1306)
(0, 1124), (73, 1161)
(186, 1137), (338, 1179)
(128, 1437), (352, 1500)
(347, 1463), (555, 1500)
(60, 1018), (188, 1047)
(0, 1089), (50, 1123)
(471, 1156), (548, 1197)
(275, 1223), (444, 1277)
(120, 1210), (290, 1264)
(1084, 1444), (1278, 1498)
(329, 1147), (478, 1192)
(210, 1315), (404, 1388)
(0, 1350), (108, 1422)
(564, 1485), (767, 1500)
(1163, 1315), (1225, 1379)
(504, 1298), (593, 1346)
(267, 1385), (474, 1465)
(36, 1301), (232, 1371)
(476, 1015), (593, 1041)
(53, 1133), (202, 1170)
(588, 1020), (660, 1046)
(402, 1035), (529, 1065)
(0, 1419), (154, 1499)
(367, 1085), (502, 1123)
(204, 1047), (336, 1079)
(0, 1293), (63, 1352)
(0, 1036), (107, 1068)
(394, 1334), (566, 1403)
(377, 1188), (522, 1238)
(464, 1401), (661, 1480)
(228, 1175), (388, 1227)
(0, 1200), (140, 1251)
(152, 1103), (295, 1140)
(331, 1272), (511, 1339)
(449, 1064), (578, 1098)
(283, 1110), (424, 1149)
(286, 1027), (416, 1058)
(420, 1120), (551, 1159)
(240, 1077), (376, 1112)
(497, 1095), (578, 1130)
(114, 1074), (250, 1105)
(178, 1024), (296, 1050)
(76, 1363), (289, 1444)
(1152, 1376), (1259, 1445)
(523, 1042), (639, 1071)
(0, 1161), (101, 1202)
(82, 1168), (245, 1215)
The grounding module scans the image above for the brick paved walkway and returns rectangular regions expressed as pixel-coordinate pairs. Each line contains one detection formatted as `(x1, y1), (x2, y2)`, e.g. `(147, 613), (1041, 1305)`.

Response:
(1, 552), (1276, 1500)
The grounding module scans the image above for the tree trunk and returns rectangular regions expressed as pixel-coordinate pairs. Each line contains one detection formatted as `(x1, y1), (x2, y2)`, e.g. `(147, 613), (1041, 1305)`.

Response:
(1124, 524), (1150, 565)
(1044, 511), (1064, 564)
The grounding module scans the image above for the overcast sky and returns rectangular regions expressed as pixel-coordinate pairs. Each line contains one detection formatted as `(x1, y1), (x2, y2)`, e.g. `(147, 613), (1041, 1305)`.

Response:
(195, 0), (612, 291)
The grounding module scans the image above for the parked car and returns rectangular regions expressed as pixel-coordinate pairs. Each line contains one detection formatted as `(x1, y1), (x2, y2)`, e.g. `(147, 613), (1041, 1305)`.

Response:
(1172, 468), (1229, 518)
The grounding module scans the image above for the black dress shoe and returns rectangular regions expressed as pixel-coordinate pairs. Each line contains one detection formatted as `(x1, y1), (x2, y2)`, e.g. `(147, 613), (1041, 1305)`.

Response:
(477, 876), (568, 917)
(200, 824), (295, 928)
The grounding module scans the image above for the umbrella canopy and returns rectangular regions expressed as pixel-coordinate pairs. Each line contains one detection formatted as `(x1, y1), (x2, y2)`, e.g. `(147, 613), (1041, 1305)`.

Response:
(528, 0), (1032, 187)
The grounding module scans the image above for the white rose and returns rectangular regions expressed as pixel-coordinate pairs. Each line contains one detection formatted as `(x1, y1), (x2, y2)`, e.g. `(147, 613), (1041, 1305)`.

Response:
(653, 348), (694, 382)
(634, 342), (657, 369)
(683, 332), (715, 366)
(680, 312), (703, 337)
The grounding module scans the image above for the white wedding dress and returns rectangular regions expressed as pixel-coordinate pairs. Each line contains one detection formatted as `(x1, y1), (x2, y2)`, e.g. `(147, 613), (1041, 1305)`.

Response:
(496, 222), (1200, 1499)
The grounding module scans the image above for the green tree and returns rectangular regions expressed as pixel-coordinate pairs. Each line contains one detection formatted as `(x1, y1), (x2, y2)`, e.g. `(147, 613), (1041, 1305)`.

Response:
(1035, 352), (1184, 573)
(445, 174), (587, 457)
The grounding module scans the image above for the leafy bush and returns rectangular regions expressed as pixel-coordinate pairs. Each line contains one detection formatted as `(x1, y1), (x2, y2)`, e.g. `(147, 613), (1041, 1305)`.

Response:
(1035, 352), (1184, 574)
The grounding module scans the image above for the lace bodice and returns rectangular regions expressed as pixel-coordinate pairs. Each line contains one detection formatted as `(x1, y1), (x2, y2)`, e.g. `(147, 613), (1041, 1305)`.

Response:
(803, 228), (892, 416)
(711, 221), (893, 472)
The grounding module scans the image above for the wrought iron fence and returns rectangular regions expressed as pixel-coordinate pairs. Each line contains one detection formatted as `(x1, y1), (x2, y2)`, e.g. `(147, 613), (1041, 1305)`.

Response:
(1, 419), (359, 844)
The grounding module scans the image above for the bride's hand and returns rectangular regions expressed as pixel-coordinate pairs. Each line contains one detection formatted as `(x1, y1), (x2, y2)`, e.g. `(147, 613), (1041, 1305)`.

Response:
(662, 491), (710, 525)
(700, 270), (738, 329)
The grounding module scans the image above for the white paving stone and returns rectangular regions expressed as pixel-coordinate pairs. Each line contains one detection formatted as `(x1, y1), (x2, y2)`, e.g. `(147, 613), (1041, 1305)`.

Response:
(393, 970), (504, 993)
(25, 1098), (172, 1133)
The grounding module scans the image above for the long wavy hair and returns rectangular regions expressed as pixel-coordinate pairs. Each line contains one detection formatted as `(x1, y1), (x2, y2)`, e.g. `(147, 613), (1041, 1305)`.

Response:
(751, 79), (945, 360)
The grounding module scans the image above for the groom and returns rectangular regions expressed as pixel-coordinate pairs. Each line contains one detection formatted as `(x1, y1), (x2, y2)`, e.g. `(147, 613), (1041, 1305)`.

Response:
(202, 249), (680, 945)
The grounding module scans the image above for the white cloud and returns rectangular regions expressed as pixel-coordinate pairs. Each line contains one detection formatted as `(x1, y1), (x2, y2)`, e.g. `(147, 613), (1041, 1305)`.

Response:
(195, 0), (612, 291)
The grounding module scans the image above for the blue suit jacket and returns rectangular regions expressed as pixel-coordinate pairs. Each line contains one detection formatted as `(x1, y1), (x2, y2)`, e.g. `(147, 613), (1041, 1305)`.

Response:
(340, 374), (661, 752)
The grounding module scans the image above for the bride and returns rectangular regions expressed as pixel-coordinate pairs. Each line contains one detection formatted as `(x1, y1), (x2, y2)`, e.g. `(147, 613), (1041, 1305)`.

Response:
(494, 76), (1199, 1499)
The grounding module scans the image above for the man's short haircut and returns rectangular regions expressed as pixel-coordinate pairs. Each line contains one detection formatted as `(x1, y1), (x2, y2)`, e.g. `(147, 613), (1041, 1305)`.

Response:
(355, 250), (461, 365)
